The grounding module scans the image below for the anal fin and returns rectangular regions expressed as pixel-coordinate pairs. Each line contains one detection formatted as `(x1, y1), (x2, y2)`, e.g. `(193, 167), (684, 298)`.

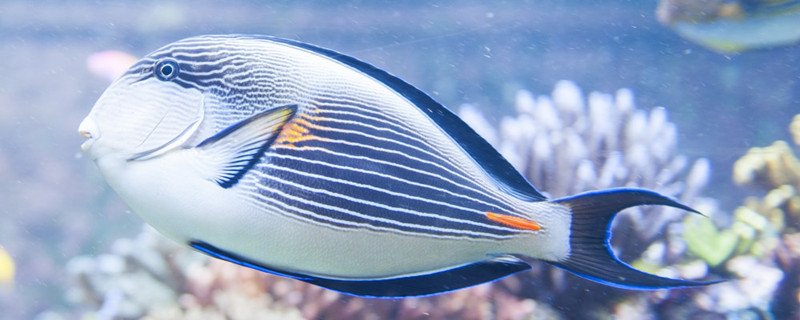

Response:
(189, 240), (531, 298)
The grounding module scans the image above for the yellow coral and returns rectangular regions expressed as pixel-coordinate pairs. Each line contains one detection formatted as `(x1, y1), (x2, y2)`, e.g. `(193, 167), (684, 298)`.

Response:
(733, 141), (800, 189)
(728, 117), (800, 254)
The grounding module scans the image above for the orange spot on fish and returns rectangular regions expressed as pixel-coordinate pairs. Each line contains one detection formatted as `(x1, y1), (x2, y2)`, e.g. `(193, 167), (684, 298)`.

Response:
(275, 114), (326, 148)
(486, 212), (541, 231)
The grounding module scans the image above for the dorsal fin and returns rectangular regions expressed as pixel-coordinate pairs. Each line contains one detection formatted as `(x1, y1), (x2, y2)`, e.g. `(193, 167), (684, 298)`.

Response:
(227, 34), (547, 201)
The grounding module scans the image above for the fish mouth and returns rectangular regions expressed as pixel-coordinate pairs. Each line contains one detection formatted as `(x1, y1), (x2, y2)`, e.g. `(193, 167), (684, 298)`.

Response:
(78, 115), (100, 154)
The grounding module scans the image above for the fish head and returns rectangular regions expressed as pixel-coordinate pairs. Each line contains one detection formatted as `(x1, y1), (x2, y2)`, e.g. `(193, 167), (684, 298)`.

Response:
(79, 56), (205, 163)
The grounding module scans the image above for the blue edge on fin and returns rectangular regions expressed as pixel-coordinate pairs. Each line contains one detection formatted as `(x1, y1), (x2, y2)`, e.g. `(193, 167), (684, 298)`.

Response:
(190, 240), (531, 298)
(184, 36), (722, 294)
(551, 188), (724, 289)
(191, 188), (722, 297)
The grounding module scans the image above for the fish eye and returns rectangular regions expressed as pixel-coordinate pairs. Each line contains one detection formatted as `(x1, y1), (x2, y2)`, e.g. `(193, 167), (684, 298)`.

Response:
(155, 59), (179, 81)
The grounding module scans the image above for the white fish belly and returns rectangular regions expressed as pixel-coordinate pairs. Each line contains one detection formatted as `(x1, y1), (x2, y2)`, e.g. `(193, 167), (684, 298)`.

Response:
(207, 201), (527, 279)
(99, 149), (540, 279)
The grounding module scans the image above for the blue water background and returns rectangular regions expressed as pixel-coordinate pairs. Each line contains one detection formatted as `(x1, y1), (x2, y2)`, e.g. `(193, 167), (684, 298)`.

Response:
(0, 0), (797, 318)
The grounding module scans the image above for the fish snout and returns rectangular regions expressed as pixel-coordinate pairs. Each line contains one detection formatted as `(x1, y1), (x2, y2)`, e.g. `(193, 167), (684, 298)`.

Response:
(78, 116), (100, 152)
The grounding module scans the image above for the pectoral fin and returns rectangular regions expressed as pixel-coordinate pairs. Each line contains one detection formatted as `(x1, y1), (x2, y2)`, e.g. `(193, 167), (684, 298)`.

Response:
(196, 105), (296, 188)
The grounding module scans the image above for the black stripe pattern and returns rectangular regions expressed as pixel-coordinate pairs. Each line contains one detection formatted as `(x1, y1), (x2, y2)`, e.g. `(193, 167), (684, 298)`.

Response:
(132, 35), (544, 240)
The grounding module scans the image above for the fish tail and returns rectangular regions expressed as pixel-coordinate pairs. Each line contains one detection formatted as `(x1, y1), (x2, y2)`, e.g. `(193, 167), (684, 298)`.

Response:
(550, 188), (722, 289)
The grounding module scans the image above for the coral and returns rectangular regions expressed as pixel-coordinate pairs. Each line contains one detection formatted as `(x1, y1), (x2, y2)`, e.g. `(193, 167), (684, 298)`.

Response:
(693, 255), (784, 314)
(734, 141), (800, 189)
(728, 114), (800, 257)
(65, 225), (205, 319)
(691, 114), (800, 317)
(64, 225), (563, 320)
(682, 215), (738, 267)
(681, 184), (794, 268)
(459, 80), (713, 240)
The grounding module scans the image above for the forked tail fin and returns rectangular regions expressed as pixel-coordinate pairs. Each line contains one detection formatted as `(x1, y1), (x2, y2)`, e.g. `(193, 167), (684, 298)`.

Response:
(550, 188), (723, 289)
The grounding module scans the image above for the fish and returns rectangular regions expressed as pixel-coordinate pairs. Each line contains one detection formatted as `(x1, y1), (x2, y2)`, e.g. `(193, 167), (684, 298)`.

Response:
(78, 35), (720, 298)
(657, 0), (800, 53)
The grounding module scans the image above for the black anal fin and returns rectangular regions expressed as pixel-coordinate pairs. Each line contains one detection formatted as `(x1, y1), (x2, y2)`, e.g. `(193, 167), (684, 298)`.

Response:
(189, 240), (531, 298)
(551, 188), (724, 289)
(196, 105), (296, 188)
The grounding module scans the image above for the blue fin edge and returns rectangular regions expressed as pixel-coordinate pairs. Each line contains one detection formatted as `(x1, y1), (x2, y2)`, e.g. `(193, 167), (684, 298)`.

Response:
(189, 240), (531, 298)
(550, 188), (724, 289)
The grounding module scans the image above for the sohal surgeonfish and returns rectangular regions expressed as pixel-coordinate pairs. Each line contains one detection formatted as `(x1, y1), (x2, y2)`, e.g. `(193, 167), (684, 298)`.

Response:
(79, 35), (720, 297)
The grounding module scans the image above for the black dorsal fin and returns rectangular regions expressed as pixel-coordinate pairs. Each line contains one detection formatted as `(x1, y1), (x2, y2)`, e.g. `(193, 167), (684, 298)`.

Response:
(223, 34), (547, 201)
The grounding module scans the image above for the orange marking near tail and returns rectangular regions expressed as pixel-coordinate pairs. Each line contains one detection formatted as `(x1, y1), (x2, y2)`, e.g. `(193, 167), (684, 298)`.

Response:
(486, 212), (541, 231)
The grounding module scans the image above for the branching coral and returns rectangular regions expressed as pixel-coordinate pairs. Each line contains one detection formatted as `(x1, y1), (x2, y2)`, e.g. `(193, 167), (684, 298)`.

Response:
(734, 141), (800, 190)
(460, 80), (724, 318)
(459, 80), (713, 240)
(731, 113), (800, 240)
(684, 113), (800, 316)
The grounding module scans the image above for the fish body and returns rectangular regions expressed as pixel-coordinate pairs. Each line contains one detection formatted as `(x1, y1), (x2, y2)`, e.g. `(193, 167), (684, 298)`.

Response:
(79, 35), (717, 297)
